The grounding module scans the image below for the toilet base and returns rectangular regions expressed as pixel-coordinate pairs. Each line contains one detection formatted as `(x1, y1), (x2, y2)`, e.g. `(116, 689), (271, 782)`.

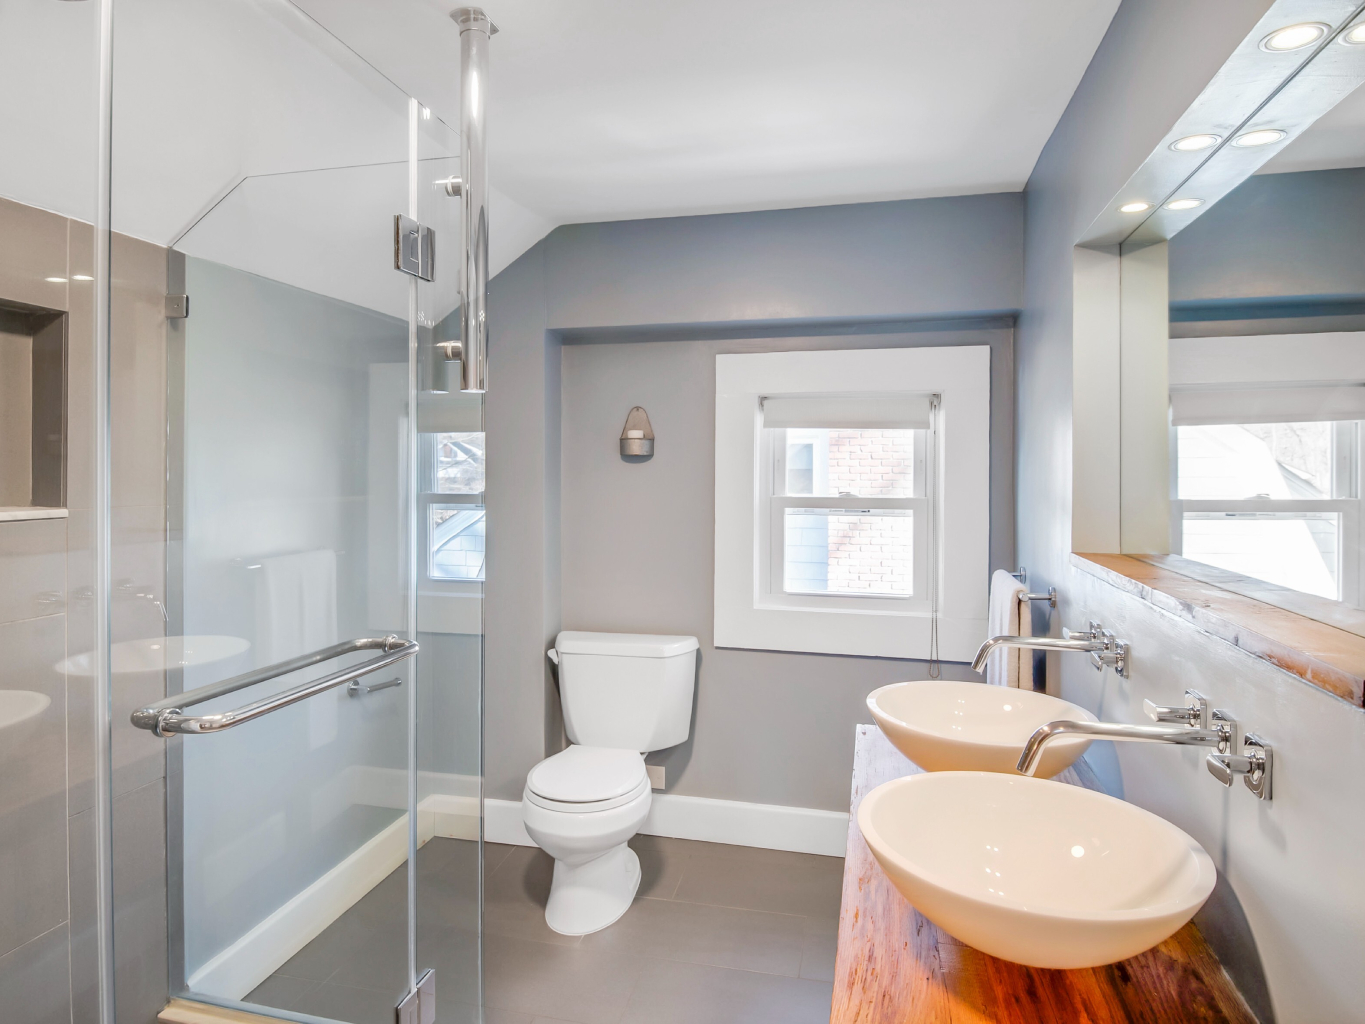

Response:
(544, 842), (641, 936)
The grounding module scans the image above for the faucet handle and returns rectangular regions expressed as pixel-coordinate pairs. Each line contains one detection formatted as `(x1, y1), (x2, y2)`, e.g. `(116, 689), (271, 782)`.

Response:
(1143, 689), (1209, 728)
(1063, 624), (1100, 642)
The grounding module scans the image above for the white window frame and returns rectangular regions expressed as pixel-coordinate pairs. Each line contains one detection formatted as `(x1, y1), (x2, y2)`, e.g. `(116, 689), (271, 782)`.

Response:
(715, 346), (990, 660)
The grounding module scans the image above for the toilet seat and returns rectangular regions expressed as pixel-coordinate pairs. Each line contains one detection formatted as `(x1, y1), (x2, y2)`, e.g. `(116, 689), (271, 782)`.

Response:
(525, 746), (648, 813)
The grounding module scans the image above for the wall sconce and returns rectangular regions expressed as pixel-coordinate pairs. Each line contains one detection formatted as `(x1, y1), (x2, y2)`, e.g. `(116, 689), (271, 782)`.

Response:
(620, 407), (654, 457)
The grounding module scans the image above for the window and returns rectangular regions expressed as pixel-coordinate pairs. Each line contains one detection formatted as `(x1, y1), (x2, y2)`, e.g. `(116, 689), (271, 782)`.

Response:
(423, 430), (485, 583)
(1172, 420), (1362, 605)
(715, 346), (990, 660)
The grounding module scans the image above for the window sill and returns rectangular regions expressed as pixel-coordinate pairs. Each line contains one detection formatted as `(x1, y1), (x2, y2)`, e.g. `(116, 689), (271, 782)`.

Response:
(0, 506), (67, 522)
(1072, 552), (1365, 706)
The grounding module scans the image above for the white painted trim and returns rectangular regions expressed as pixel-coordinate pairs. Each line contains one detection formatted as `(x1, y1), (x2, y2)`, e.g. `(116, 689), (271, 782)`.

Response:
(714, 346), (991, 661)
(486, 793), (848, 858)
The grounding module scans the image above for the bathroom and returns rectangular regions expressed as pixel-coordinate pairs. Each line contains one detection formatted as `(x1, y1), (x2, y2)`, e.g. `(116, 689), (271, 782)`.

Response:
(2, 0), (1364, 1022)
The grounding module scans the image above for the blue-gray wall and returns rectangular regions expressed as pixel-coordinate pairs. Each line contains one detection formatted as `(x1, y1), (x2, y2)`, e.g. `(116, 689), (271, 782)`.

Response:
(1169, 167), (1365, 332)
(485, 193), (1024, 811)
(1016, 1), (1365, 1020)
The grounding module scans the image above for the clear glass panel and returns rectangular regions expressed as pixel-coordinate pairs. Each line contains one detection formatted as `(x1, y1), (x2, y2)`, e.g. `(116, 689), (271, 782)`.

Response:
(783, 509), (914, 596)
(109, 1), (437, 1020)
(0, 4), (108, 1021)
(779, 427), (920, 496)
(414, 110), (483, 1023)
(1182, 512), (1341, 599)
(1177, 422), (1354, 500)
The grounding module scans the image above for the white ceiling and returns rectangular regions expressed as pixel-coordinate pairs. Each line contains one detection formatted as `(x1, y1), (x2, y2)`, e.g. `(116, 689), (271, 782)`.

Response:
(297, 0), (1122, 223)
(1260, 81), (1365, 174)
(1, 0), (1119, 314)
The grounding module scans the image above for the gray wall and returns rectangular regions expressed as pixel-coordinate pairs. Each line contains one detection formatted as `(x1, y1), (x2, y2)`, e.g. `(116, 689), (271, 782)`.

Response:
(560, 327), (1014, 811)
(1168, 167), (1365, 334)
(486, 192), (1024, 805)
(1016, 0), (1365, 1019)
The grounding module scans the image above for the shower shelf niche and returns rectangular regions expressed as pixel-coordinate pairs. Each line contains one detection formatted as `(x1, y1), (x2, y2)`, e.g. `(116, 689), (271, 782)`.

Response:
(0, 298), (67, 521)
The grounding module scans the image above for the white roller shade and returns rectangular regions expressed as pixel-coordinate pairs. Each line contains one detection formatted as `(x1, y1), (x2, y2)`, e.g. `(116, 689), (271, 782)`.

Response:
(1170, 384), (1365, 426)
(761, 392), (935, 430)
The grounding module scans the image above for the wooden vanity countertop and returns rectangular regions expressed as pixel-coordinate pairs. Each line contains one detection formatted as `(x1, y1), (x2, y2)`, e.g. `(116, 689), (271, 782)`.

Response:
(830, 725), (1257, 1024)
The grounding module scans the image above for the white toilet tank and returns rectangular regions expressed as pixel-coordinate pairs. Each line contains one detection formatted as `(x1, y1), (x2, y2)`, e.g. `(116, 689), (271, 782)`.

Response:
(552, 631), (698, 751)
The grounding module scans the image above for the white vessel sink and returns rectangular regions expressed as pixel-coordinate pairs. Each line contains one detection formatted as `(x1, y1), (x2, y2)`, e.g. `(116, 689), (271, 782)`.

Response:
(0, 690), (51, 731)
(867, 680), (1097, 777)
(858, 771), (1216, 968)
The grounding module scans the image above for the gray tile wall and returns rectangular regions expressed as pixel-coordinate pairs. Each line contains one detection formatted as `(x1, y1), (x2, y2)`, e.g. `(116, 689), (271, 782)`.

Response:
(0, 195), (169, 1024)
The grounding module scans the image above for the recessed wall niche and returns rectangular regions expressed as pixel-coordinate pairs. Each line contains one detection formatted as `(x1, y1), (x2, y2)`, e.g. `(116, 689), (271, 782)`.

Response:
(0, 301), (66, 511)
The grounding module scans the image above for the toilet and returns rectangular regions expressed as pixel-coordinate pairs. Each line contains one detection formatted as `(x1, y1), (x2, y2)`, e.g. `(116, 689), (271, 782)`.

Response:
(524, 630), (698, 936)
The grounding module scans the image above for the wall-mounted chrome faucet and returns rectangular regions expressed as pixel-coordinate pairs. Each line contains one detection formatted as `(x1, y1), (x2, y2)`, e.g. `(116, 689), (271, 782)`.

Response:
(972, 620), (1129, 677)
(1016, 689), (1273, 800)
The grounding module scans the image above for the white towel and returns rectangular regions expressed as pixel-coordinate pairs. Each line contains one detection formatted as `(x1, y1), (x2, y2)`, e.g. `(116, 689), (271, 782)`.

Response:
(986, 569), (1031, 687)
(255, 549), (339, 748)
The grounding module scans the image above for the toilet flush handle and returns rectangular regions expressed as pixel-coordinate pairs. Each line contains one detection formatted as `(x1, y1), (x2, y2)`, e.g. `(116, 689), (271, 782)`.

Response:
(547, 648), (559, 666)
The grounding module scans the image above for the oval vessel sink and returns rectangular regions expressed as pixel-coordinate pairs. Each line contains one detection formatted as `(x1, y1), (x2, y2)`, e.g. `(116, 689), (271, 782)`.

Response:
(859, 771), (1215, 968)
(867, 680), (1097, 777)
(0, 690), (51, 731)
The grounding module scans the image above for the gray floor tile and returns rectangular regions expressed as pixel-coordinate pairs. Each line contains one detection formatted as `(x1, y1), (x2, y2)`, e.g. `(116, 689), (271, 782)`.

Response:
(798, 916), (839, 982)
(483, 932), (646, 1024)
(620, 958), (834, 1024)
(580, 897), (803, 977)
(671, 843), (845, 918)
(480, 1009), (536, 1024)
(292, 980), (408, 1024)
(245, 971), (320, 1011)
(627, 835), (689, 899)
(485, 846), (582, 947)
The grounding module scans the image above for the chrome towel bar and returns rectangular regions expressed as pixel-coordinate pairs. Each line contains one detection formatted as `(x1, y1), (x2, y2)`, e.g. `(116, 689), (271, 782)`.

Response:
(130, 635), (418, 736)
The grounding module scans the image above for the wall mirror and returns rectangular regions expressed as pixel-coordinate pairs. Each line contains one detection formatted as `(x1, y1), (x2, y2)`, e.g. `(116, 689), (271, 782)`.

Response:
(1075, 1), (1365, 646)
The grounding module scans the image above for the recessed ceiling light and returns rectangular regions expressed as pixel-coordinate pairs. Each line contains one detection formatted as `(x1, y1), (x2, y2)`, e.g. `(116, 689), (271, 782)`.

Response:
(1119, 202), (1152, 214)
(1170, 134), (1221, 152)
(1260, 23), (1328, 51)
(1341, 23), (1365, 45)
(1232, 129), (1287, 147)
(72, 274), (93, 281)
(44, 276), (66, 284)
(1165, 198), (1204, 211)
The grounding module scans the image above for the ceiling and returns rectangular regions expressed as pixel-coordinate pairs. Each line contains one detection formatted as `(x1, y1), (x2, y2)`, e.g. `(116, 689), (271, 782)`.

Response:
(1, 0), (1119, 313)
(1261, 80), (1365, 174)
(297, 0), (1122, 224)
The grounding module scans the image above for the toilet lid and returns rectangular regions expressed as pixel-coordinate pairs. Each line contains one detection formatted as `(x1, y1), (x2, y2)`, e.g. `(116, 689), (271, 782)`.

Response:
(527, 746), (647, 804)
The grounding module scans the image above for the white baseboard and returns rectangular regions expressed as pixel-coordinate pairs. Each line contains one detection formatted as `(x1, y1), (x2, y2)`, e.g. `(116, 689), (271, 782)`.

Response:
(485, 794), (848, 858)
(189, 779), (845, 1001)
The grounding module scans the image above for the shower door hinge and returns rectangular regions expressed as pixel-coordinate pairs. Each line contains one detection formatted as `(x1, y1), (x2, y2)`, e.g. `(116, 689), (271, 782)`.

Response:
(395, 968), (435, 1024)
(165, 294), (189, 318)
(394, 214), (435, 281)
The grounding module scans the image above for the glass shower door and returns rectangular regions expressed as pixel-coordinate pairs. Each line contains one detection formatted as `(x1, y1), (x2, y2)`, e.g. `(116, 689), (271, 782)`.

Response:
(106, 1), (447, 1020)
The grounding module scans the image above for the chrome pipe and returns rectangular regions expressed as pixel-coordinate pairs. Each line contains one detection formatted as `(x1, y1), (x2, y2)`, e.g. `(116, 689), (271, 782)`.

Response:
(1017, 719), (1226, 776)
(971, 634), (1105, 673)
(453, 7), (493, 393)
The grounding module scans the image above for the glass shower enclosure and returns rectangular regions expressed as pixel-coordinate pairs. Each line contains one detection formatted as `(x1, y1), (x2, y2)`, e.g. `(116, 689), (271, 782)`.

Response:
(101, 4), (485, 1021)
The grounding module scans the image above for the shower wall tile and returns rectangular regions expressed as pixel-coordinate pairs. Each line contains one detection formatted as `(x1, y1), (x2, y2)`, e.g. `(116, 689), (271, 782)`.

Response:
(66, 219), (96, 512)
(0, 517), (66, 625)
(114, 778), (169, 1024)
(110, 233), (168, 510)
(67, 808), (99, 1024)
(110, 502), (169, 798)
(0, 614), (69, 960)
(0, 197), (68, 312)
(66, 506), (97, 815)
(0, 923), (72, 1024)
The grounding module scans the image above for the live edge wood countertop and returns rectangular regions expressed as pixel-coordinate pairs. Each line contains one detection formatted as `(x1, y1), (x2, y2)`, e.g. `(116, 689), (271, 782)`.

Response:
(829, 726), (1257, 1024)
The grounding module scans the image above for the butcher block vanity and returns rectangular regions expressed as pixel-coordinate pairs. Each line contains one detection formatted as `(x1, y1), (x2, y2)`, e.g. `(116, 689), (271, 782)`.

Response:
(829, 726), (1257, 1023)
